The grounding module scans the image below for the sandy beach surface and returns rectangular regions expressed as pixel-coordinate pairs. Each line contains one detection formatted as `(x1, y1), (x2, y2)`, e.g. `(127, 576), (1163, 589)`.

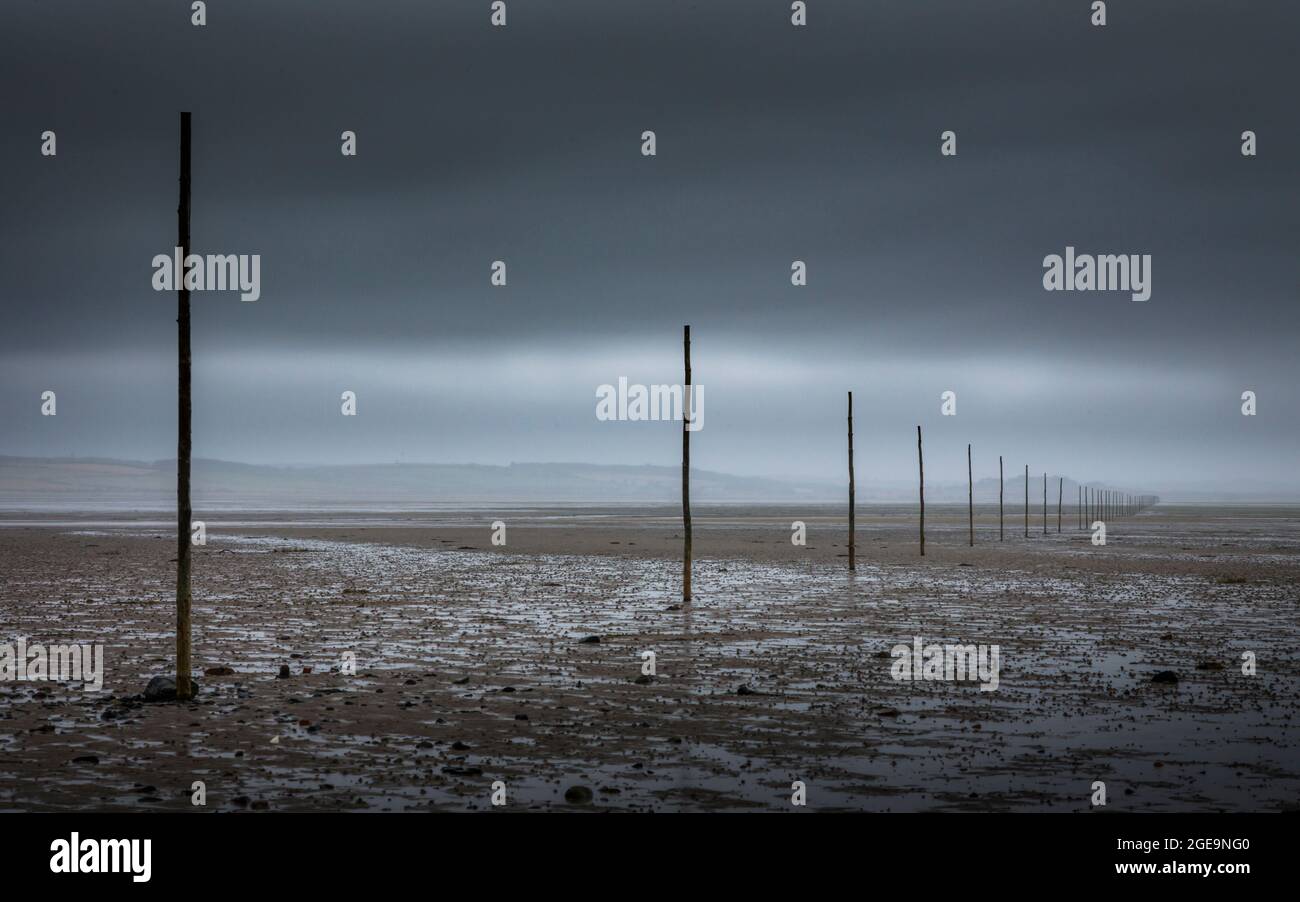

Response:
(1, 503), (1297, 812)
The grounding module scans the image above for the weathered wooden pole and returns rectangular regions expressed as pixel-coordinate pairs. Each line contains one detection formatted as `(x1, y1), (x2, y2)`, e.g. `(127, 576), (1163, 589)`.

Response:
(967, 443), (973, 547)
(998, 455), (1004, 541)
(1057, 476), (1063, 533)
(1042, 472), (1047, 535)
(1023, 464), (1028, 538)
(682, 324), (692, 602)
(917, 426), (925, 557)
(1078, 484), (1082, 530)
(847, 391), (855, 571)
(176, 111), (193, 701)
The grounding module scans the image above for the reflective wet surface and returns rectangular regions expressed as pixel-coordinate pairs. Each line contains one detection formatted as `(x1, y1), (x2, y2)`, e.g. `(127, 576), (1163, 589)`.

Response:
(0, 512), (1297, 812)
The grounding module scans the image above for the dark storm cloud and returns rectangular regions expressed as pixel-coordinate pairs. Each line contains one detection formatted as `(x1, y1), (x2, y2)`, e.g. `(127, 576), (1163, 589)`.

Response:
(1, 1), (1296, 488)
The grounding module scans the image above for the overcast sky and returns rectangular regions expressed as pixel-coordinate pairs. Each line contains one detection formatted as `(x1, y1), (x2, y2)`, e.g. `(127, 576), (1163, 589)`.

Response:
(1, 0), (1296, 491)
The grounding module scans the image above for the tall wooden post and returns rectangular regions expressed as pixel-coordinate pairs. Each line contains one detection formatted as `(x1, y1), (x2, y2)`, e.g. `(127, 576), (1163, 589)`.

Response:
(682, 325), (692, 602)
(1042, 473), (1047, 535)
(176, 112), (193, 701)
(998, 455), (1004, 541)
(1023, 464), (1028, 538)
(847, 391), (855, 571)
(917, 426), (925, 557)
(967, 443), (973, 547)
(1057, 476), (1062, 533)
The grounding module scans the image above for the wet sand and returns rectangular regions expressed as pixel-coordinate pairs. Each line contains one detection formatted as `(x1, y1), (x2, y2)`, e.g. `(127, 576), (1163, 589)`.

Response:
(1, 504), (1297, 812)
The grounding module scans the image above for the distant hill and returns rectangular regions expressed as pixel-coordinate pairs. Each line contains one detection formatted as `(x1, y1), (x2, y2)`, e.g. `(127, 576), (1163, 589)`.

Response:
(0, 456), (834, 506)
(1, 456), (1286, 507)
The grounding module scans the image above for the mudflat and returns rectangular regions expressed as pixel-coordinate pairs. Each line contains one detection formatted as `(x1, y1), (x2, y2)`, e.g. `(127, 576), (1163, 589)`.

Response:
(1, 504), (1296, 811)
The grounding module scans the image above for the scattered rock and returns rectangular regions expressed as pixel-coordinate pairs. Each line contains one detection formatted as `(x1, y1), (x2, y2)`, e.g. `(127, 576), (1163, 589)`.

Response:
(71, 755), (99, 765)
(564, 785), (593, 804)
(143, 675), (199, 702)
(277, 665), (291, 679)
(442, 765), (483, 777)
(204, 666), (235, 677)
(1195, 661), (1224, 671)
(1151, 671), (1179, 684)
(634, 674), (654, 685)
(579, 635), (601, 644)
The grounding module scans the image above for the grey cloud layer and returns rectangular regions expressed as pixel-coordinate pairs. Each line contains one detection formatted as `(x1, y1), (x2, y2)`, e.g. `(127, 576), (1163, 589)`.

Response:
(1, 1), (1296, 487)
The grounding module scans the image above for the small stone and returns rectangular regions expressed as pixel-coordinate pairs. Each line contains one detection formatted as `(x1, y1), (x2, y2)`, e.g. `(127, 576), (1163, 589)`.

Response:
(143, 675), (199, 702)
(564, 785), (593, 804)
(204, 666), (235, 677)
(442, 765), (483, 777)
(579, 635), (601, 644)
(1151, 671), (1179, 684)
(277, 665), (291, 679)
